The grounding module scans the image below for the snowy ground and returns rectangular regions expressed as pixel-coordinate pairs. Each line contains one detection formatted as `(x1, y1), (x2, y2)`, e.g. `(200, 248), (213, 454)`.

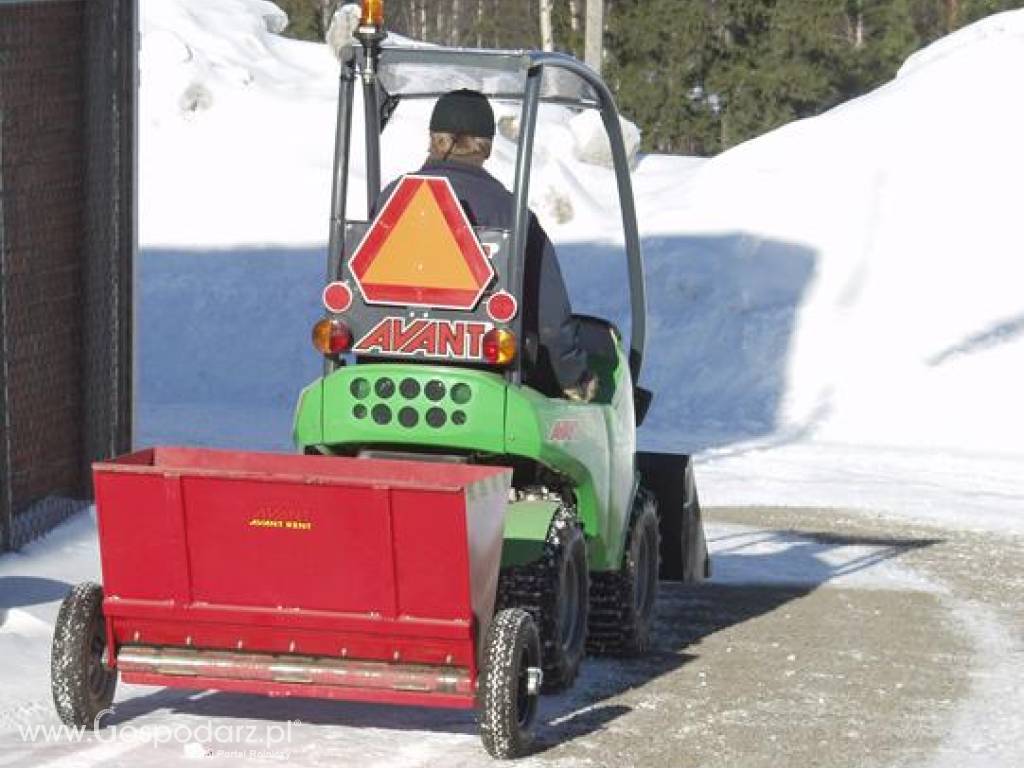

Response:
(2, 507), (1021, 767)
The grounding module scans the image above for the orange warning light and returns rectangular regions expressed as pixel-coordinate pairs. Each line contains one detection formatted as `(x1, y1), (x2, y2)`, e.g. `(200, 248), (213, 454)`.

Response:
(482, 328), (517, 366)
(312, 318), (352, 356)
(360, 0), (384, 27)
(348, 175), (495, 310)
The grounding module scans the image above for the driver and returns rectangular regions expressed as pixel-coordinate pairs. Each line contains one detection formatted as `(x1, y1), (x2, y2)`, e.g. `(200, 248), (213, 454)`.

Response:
(377, 89), (595, 401)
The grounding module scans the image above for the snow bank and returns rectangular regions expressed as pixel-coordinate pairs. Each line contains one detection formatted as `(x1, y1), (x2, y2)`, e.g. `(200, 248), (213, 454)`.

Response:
(658, 9), (1024, 461)
(140, 0), (343, 247)
(137, 0), (1024, 524)
(139, 0), (632, 247)
(568, 109), (642, 169)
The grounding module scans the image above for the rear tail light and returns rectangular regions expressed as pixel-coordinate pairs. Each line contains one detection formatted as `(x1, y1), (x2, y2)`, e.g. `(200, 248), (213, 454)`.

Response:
(482, 329), (516, 366)
(312, 318), (352, 356)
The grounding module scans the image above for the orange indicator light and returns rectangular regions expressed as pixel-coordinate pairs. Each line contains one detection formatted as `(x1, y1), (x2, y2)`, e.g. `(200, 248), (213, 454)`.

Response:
(482, 329), (517, 366)
(312, 318), (353, 356)
(361, 0), (384, 26)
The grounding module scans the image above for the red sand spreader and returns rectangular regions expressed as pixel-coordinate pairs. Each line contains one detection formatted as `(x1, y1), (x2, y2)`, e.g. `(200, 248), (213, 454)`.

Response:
(94, 447), (510, 711)
(51, 447), (544, 756)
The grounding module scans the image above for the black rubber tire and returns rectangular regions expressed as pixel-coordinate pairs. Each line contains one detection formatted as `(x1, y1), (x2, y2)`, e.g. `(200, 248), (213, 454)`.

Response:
(479, 608), (542, 760)
(680, 460), (711, 581)
(51, 582), (117, 729)
(496, 506), (589, 693)
(587, 488), (661, 656)
(543, 514), (588, 691)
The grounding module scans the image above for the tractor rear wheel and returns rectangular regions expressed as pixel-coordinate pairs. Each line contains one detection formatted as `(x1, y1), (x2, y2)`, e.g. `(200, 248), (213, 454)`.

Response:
(51, 582), (117, 728)
(544, 512), (588, 690)
(587, 488), (660, 655)
(496, 505), (588, 692)
(479, 608), (542, 759)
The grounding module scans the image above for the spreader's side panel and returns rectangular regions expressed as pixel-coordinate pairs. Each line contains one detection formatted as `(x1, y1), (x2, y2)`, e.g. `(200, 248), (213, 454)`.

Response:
(390, 487), (473, 621)
(94, 470), (190, 603)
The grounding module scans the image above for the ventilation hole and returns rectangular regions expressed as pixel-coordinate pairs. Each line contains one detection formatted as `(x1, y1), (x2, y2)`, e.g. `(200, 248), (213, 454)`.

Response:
(374, 378), (395, 399)
(400, 378), (420, 399)
(425, 380), (446, 402)
(451, 384), (472, 405)
(398, 407), (419, 428)
(372, 404), (392, 425)
(452, 410), (467, 426)
(350, 378), (370, 399)
(353, 404), (367, 419)
(426, 408), (446, 428)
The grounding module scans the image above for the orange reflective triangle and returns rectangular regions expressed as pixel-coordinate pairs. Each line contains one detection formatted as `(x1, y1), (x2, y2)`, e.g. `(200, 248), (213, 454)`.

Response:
(361, 182), (478, 291)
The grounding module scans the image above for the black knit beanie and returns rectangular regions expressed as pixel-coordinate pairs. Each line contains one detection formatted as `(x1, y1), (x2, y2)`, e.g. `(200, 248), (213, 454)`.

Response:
(429, 89), (495, 138)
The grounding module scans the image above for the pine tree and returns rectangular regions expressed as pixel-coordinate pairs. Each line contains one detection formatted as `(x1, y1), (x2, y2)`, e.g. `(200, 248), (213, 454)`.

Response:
(265, 0), (1024, 155)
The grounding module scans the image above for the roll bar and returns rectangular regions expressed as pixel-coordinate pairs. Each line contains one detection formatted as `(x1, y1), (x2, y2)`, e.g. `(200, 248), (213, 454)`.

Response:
(327, 46), (646, 384)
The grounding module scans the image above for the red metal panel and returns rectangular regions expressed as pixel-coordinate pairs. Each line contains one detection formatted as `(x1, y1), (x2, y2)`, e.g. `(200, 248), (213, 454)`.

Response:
(97, 446), (502, 490)
(391, 488), (472, 622)
(94, 471), (190, 602)
(103, 600), (473, 639)
(183, 477), (397, 614)
(463, 482), (508, 663)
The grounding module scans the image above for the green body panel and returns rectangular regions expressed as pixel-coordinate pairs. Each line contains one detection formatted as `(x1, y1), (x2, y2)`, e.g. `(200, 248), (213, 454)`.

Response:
(502, 349), (636, 569)
(293, 348), (637, 571)
(292, 380), (323, 447)
(501, 499), (559, 566)
(316, 364), (509, 453)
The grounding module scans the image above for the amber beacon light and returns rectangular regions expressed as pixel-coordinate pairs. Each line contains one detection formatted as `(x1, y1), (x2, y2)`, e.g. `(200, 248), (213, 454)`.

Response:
(360, 0), (384, 27)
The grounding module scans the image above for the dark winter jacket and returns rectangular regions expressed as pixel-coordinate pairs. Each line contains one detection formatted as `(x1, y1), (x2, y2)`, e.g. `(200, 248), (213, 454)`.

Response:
(377, 159), (586, 396)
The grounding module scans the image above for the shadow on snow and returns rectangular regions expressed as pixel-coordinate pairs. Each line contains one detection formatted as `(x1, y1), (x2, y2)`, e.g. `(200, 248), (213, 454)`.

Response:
(138, 232), (817, 455)
(100, 528), (939, 753)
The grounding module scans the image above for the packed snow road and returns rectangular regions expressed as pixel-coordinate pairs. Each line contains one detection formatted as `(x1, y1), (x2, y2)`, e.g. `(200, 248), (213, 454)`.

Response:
(1, 507), (1020, 768)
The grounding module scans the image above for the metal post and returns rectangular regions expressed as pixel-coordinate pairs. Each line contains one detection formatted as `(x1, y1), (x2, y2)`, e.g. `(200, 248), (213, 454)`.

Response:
(327, 61), (356, 282)
(600, 103), (645, 383)
(83, 0), (136, 486)
(508, 67), (543, 386)
(362, 74), (381, 214)
(529, 52), (646, 382)
(325, 59), (356, 377)
(0, 111), (9, 551)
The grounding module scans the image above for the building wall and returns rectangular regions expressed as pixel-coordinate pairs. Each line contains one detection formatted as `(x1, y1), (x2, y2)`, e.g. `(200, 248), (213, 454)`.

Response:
(0, 0), (135, 550)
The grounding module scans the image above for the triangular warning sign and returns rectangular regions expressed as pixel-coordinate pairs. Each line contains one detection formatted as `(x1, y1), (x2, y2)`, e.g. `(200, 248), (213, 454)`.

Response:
(348, 175), (495, 310)
(362, 183), (477, 290)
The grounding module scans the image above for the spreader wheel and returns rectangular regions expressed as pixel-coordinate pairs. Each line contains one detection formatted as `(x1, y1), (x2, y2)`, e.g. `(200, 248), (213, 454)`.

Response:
(587, 488), (661, 656)
(479, 608), (542, 760)
(51, 582), (117, 728)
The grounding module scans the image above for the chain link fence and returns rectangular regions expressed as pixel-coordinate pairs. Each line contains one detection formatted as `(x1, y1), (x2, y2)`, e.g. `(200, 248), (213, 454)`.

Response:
(0, 0), (135, 551)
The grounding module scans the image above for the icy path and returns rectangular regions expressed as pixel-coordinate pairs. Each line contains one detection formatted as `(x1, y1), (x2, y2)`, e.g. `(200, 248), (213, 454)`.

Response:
(2, 508), (1021, 766)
